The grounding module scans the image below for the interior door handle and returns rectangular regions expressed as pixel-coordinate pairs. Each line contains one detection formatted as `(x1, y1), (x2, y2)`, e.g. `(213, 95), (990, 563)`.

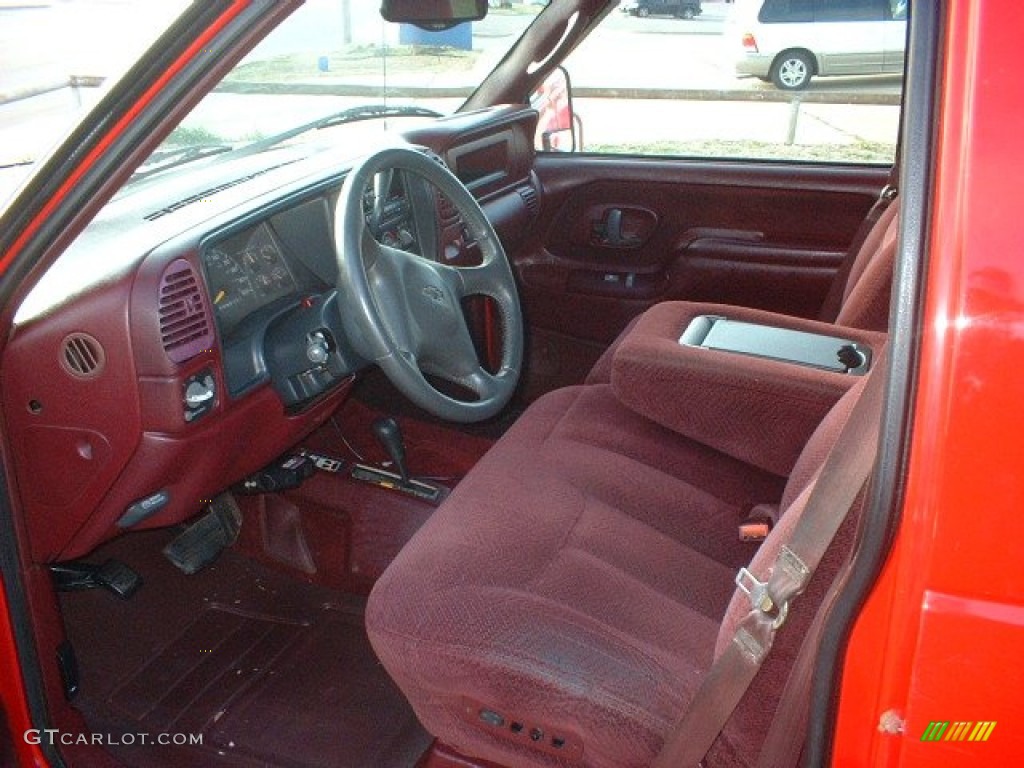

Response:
(592, 207), (647, 247)
(607, 208), (625, 244)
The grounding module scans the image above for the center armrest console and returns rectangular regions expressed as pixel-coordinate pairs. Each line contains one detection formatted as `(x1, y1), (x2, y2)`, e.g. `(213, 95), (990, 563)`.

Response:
(679, 315), (872, 375)
(610, 302), (886, 476)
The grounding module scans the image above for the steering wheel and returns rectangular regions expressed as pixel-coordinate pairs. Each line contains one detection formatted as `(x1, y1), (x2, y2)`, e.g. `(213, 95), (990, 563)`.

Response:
(334, 145), (523, 423)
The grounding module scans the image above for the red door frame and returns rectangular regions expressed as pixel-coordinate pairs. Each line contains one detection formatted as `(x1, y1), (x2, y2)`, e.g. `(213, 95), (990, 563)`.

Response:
(835, 0), (1024, 764)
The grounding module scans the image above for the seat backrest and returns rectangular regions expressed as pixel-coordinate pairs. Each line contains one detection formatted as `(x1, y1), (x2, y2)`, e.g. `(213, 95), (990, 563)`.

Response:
(820, 198), (900, 331)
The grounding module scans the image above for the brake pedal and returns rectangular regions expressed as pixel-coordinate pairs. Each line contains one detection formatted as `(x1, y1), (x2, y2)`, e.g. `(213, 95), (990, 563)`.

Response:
(51, 559), (142, 600)
(163, 493), (242, 575)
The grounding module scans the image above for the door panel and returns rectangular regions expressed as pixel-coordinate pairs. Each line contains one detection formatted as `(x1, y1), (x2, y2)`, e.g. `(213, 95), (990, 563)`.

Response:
(673, 236), (845, 317)
(513, 154), (889, 398)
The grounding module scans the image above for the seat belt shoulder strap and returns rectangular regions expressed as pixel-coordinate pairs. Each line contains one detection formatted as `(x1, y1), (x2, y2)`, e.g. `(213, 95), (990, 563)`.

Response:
(652, 369), (885, 768)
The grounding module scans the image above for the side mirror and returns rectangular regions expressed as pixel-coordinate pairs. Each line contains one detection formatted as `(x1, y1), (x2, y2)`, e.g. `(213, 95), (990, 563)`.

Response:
(530, 67), (581, 153)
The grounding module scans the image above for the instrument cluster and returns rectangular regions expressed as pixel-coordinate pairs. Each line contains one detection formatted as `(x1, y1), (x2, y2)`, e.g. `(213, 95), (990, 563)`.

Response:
(202, 222), (298, 336)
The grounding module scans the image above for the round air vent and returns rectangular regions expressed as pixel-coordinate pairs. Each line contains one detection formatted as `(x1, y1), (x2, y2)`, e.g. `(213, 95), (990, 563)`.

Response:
(60, 333), (105, 379)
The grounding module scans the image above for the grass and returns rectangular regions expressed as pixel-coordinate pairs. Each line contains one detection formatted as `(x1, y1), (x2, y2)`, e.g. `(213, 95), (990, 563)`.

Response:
(164, 125), (225, 146)
(161, 125), (265, 148)
(161, 126), (892, 163)
(586, 139), (896, 163)
(226, 44), (480, 83)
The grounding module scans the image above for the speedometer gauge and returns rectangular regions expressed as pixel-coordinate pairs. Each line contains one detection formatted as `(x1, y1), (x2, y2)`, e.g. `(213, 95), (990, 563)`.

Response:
(202, 222), (299, 338)
(205, 246), (255, 331)
(245, 225), (296, 297)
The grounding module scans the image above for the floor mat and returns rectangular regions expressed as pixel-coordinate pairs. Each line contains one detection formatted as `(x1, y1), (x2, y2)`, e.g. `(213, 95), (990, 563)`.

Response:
(61, 530), (431, 768)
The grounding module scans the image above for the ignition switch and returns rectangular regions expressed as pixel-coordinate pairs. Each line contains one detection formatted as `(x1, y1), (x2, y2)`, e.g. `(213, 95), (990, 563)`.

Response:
(306, 330), (333, 365)
(183, 369), (216, 423)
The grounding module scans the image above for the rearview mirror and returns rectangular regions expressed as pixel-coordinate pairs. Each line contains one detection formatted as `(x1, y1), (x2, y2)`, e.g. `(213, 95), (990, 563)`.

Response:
(380, 0), (488, 31)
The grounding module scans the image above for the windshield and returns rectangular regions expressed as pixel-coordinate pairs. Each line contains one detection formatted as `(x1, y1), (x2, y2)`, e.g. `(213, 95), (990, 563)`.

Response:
(146, 1), (539, 163)
(0, 0), (191, 202)
(0, 0), (543, 200)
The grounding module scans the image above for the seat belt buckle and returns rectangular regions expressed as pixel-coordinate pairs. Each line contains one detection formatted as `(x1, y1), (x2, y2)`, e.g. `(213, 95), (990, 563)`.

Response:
(738, 503), (778, 542)
(735, 567), (789, 628)
(738, 521), (770, 542)
(735, 568), (774, 613)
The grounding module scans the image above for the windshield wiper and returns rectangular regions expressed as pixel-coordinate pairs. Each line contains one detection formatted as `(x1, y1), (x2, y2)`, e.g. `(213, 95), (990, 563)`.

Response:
(131, 144), (234, 181)
(241, 104), (443, 154)
(127, 105), (441, 183)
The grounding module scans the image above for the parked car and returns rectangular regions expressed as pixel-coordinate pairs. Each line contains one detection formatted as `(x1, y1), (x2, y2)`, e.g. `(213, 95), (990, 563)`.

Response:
(626, 0), (703, 19)
(1, 2), (1022, 768)
(730, 0), (907, 89)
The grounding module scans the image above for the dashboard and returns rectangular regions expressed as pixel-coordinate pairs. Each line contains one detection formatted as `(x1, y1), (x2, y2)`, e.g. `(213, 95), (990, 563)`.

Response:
(2, 104), (541, 563)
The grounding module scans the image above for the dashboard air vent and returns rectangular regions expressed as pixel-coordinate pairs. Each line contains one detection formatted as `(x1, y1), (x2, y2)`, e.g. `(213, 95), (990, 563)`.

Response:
(518, 185), (540, 216)
(158, 259), (214, 363)
(60, 333), (105, 378)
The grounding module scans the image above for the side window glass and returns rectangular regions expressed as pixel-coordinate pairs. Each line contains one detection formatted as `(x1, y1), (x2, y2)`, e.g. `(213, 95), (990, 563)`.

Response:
(760, 0), (814, 23)
(554, 1), (900, 163)
(891, 0), (907, 20)
(815, 0), (887, 22)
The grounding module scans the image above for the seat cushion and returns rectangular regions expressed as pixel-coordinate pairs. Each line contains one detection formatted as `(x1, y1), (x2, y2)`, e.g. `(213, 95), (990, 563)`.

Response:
(366, 384), (784, 768)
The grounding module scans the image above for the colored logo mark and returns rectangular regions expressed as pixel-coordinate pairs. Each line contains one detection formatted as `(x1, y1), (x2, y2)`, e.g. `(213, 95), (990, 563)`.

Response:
(921, 721), (996, 742)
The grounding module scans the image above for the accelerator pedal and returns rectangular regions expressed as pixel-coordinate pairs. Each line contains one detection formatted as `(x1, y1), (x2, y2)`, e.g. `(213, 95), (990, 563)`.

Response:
(163, 493), (242, 575)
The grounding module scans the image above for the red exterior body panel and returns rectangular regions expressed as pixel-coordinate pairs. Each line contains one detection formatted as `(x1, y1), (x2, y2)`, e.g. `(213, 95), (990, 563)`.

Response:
(0, 582), (45, 768)
(834, 0), (1024, 764)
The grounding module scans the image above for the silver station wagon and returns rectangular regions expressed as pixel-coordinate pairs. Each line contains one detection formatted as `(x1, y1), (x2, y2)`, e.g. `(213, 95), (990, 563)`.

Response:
(730, 0), (908, 90)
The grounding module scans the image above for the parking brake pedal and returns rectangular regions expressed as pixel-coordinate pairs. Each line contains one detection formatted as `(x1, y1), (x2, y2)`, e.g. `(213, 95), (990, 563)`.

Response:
(162, 493), (242, 575)
(51, 559), (142, 600)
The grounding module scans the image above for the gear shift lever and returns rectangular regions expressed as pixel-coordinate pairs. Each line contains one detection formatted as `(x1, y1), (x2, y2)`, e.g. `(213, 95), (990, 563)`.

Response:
(352, 417), (444, 504)
(371, 417), (410, 486)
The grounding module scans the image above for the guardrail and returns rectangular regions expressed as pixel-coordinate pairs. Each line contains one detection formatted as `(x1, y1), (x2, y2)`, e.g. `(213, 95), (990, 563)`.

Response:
(1, 76), (901, 107)
(211, 80), (900, 105)
(0, 76), (104, 108)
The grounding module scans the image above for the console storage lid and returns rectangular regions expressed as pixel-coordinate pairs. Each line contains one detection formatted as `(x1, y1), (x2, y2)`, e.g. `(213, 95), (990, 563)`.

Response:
(679, 315), (871, 375)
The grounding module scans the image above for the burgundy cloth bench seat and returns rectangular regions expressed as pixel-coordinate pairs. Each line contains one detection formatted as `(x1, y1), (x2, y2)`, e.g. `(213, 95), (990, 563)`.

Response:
(366, 371), (871, 767)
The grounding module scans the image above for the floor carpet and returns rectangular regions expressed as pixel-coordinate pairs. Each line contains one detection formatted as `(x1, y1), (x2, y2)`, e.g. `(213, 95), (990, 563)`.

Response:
(60, 530), (431, 768)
